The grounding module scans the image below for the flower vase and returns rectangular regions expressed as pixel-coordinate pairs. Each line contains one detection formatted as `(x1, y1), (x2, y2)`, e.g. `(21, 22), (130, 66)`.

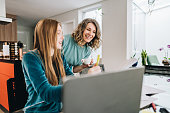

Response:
(162, 59), (169, 66)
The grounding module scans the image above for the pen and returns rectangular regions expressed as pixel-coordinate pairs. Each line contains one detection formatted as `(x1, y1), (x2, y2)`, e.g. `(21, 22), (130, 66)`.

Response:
(151, 102), (156, 113)
(95, 55), (100, 66)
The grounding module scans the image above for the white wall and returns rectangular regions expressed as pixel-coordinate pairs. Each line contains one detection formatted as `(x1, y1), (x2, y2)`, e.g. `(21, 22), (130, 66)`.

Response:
(127, 0), (133, 60)
(17, 25), (34, 52)
(62, 21), (74, 35)
(146, 6), (170, 63)
(102, 0), (132, 71)
(17, 17), (34, 52)
(50, 9), (78, 29)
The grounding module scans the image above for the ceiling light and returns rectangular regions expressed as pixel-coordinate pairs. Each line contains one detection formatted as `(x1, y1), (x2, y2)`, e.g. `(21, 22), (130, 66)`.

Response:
(148, 0), (155, 5)
(148, 0), (156, 15)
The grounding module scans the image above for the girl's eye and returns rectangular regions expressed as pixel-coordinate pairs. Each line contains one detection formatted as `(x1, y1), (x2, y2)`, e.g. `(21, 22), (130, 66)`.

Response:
(57, 32), (62, 35)
(87, 28), (91, 31)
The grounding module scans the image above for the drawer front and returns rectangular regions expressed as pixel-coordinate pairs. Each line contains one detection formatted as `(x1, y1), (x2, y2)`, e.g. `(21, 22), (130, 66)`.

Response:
(0, 74), (10, 111)
(0, 62), (14, 78)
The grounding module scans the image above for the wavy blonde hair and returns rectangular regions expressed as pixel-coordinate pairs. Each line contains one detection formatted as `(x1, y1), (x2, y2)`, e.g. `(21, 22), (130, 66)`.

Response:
(72, 18), (101, 49)
(34, 19), (66, 86)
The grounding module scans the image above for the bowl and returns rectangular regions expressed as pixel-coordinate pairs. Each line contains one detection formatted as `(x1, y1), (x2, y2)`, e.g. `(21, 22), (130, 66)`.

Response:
(132, 61), (138, 67)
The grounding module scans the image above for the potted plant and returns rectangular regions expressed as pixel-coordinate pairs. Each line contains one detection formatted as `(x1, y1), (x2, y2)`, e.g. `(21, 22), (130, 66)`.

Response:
(159, 45), (170, 66)
(141, 49), (147, 66)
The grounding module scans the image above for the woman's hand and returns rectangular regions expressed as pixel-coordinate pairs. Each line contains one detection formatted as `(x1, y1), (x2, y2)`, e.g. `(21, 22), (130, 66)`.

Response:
(81, 59), (93, 68)
(73, 59), (93, 73)
(88, 66), (101, 75)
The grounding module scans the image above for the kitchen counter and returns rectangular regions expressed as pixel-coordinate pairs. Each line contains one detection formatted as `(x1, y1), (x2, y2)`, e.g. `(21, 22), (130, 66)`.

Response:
(0, 58), (20, 63)
(0, 58), (27, 113)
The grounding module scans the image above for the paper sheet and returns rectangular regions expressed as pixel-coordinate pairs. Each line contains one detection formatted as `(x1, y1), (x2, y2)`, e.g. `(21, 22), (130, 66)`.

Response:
(140, 94), (157, 108)
(152, 93), (170, 109)
(142, 85), (165, 95)
(143, 75), (170, 94)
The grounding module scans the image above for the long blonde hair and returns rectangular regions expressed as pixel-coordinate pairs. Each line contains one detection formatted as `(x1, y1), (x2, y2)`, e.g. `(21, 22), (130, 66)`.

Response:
(34, 19), (66, 86)
(72, 18), (101, 49)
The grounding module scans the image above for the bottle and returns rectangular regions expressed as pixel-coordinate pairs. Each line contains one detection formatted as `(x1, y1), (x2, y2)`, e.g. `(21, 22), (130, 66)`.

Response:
(3, 42), (10, 58)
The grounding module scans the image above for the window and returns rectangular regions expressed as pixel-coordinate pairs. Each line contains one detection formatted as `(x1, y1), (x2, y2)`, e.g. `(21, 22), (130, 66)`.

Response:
(132, 3), (146, 61)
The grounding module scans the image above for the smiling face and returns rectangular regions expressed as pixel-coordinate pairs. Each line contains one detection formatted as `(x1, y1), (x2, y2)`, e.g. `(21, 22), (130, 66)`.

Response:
(83, 23), (96, 43)
(56, 24), (64, 49)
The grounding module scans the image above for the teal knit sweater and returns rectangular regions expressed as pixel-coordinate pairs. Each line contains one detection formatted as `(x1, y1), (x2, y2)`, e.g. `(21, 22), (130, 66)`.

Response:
(22, 50), (73, 113)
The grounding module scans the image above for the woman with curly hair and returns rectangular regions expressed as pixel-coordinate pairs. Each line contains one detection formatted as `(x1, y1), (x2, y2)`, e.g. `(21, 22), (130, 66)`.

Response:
(63, 18), (101, 73)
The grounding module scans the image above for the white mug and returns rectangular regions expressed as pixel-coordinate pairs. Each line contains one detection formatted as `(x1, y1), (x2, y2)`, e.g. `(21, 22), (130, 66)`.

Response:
(82, 58), (91, 65)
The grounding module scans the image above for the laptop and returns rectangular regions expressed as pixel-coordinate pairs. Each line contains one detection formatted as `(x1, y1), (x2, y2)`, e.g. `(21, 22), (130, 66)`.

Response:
(62, 67), (144, 113)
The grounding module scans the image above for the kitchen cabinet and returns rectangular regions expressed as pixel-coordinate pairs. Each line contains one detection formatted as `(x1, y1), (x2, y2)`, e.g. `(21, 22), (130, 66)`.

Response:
(0, 24), (5, 41)
(0, 74), (12, 111)
(0, 61), (14, 111)
(0, 14), (17, 41)
(0, 60), (28, 112)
